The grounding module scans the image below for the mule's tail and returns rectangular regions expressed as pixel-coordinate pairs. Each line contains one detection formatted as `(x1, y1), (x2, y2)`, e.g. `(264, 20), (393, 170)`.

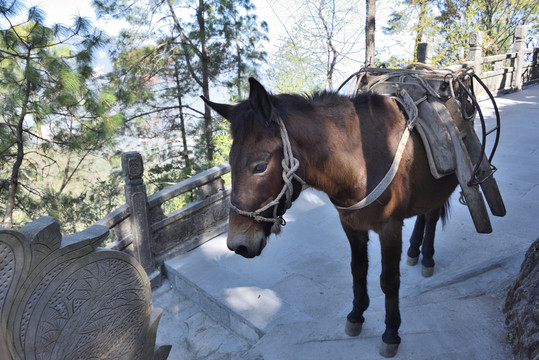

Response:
(440, 200), (451, 228)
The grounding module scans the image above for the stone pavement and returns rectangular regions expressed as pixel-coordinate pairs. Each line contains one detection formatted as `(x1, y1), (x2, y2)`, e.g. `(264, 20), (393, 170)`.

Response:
(153, 84), (539, 359)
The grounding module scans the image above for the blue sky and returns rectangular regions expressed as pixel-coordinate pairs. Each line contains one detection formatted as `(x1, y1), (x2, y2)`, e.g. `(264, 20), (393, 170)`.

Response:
(23, 0), (414, 85)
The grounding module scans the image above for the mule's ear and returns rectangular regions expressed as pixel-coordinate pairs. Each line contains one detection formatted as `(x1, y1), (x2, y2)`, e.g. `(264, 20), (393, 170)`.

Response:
(200, 96), (234, 121)
(248, 77), (273, 127)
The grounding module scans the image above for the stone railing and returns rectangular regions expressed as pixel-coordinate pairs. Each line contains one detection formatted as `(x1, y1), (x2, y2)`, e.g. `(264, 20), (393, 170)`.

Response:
(96, 152), (231, 283)
(417, 25), (539, 97)
(0, 216), (171, 360)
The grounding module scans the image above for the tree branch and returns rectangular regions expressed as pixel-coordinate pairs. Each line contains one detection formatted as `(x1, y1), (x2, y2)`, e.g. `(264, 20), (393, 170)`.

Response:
(125, 105), (182, 123)
(57, 147), (94, 195)
(166, 0), (203, 87)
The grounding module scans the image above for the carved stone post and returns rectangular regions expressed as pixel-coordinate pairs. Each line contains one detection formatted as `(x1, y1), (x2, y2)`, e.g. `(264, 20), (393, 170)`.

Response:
(468, 31), (483, 75)
(512, 25), (527, 91)
(417, 43), (432, 65)
(121, 152), (157, 281)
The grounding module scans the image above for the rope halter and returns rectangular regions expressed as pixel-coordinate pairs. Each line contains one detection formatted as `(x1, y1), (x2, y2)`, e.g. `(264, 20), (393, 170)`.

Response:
(229, 115), (306, 234)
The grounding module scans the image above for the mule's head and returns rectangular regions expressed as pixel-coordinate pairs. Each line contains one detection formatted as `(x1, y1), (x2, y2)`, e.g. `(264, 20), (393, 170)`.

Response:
(202, 78), (302, 258)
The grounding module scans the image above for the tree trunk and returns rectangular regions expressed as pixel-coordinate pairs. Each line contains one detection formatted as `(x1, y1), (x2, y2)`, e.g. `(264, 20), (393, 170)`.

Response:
(3, 75), (31, 228)
(318, 0), (338, 90)
(235, 20), (242, 100)
(166, 0), (213, 163)
(365, 0), (376, 67)
(197, 0), (213, 163)
(174, 61), (191, 170)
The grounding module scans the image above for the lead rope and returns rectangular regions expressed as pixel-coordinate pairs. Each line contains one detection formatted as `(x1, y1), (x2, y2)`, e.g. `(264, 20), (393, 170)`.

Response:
(230, 115), (306, 234)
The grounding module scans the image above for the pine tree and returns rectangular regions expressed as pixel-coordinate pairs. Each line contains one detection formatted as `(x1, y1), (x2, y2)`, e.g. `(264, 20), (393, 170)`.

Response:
(0, 2), (119, 228)
(95, 0), (267, 167)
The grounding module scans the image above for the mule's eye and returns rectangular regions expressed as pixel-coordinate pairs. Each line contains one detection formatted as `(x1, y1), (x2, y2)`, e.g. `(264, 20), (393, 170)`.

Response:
(253, 163), (268, 174)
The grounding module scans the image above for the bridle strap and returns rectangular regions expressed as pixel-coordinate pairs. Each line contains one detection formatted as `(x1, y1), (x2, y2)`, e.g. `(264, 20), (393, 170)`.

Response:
(230, 115), (306, 233)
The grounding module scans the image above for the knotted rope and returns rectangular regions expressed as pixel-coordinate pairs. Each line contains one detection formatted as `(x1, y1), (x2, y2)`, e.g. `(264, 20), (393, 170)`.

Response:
(230, 115), (306, 234)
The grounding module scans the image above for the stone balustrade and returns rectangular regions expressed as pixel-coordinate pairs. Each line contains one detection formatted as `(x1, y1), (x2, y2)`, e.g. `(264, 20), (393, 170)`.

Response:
(96, 152), (231, 285)
(417, 25), (538, 98)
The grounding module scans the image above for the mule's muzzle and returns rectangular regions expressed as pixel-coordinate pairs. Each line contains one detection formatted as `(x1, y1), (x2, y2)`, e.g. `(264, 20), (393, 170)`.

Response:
(228, 238), (266, 258)
(227, 216), (267, 258)
(227, 234), (266, 258)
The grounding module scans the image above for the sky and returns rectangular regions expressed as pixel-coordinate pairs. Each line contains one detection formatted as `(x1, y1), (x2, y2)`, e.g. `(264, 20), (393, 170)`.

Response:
(24, 0), (125, 74)
(28, 0), (120, 32)
(22, 0), (414, 87)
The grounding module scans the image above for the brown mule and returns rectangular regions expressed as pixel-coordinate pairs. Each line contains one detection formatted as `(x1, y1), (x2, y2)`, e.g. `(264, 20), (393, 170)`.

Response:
(202, 78), (457, 357)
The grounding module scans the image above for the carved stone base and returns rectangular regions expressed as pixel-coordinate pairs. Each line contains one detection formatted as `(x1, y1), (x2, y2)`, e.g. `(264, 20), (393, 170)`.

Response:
(0, 216), (170, 360)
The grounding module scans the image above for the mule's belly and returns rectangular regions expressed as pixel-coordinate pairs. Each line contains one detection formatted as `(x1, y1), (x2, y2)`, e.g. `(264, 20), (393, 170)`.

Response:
(406, 173), (458, 217)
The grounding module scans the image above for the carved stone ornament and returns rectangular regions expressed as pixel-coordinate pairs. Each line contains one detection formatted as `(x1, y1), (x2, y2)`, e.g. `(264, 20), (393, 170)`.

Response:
(0, 216), (170, 360)
(122, 152), (144, 185)
(469, 31), (483, 47)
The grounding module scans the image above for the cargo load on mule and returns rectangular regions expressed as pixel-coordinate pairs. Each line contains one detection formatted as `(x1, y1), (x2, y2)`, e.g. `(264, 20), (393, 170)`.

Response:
(339, 64), (507, 234)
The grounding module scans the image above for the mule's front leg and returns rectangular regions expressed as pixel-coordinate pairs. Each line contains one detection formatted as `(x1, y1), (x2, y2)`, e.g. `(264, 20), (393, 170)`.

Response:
(342, 225), (370, 337)
(379, 220), (403, 358)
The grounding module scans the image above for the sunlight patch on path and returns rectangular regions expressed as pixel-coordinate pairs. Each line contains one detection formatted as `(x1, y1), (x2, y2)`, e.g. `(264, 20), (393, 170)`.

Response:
(224, 287), (282, 329)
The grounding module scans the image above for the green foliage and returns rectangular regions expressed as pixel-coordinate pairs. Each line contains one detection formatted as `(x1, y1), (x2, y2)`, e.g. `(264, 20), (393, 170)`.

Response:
(380, 56), (413, 69)
(268, 35), (325, 94)
(94, 0), (267, 177)
(213, 120), (233, 165)
(385, 0), (539, 66)
(0, 2), (122, 229)
(41, 168), (124, 234)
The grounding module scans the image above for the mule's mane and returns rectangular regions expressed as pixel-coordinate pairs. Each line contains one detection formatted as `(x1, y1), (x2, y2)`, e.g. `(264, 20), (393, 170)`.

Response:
(307, 90), (352, 105)
(230, 90), (376, 141)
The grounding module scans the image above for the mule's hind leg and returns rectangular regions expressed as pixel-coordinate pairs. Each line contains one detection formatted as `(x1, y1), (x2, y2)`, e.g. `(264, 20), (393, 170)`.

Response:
(419, 207), (442, 277)
(378, 220), (403, 358)
(342, 224), (370, 337)
(406, 215), (426, 266)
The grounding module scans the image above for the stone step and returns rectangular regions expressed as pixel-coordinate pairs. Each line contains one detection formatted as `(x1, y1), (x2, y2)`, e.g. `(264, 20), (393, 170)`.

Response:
(164, 247), (266, 344)
(151, 278), (252, 360)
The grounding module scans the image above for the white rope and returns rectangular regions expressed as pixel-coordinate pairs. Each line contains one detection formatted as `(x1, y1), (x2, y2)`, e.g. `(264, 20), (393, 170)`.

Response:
(230, 115), (305, 233)
(335, 125), (412, 211)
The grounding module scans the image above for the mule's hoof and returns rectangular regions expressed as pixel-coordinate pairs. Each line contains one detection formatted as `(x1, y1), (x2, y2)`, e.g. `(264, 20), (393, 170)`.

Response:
(407, 256), (419, 266)
(379, 341), (399, 358)
(422, 265), (434, 277)
(345, 319), (362, 337)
